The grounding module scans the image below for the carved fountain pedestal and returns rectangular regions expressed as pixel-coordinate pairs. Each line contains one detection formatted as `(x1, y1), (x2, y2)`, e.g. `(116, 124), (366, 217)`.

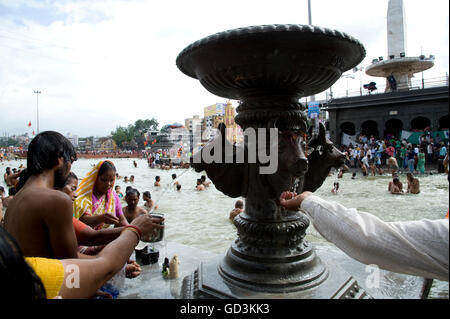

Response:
(177, 24), (370, 299)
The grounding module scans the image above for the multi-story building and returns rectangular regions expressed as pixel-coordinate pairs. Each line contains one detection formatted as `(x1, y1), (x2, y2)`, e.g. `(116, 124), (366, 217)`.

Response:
(203, 103), (226, 140)
(66, 133), (79, 148)
(185, 115), (202, 154)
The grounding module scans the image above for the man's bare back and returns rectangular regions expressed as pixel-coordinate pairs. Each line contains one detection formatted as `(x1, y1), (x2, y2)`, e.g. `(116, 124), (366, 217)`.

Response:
(5, 179), (78, 259)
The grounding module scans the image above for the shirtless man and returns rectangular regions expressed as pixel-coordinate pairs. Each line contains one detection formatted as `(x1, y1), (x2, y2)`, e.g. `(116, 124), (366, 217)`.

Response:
(123, 188), (147, 223)
(196, 179), (205, 191)
(406, 172), (420, 194)
(229, 200), (244, 220)
(4, 131), (79, 259)
(154, 176), (161, 187)
(389, 177), (404, 195)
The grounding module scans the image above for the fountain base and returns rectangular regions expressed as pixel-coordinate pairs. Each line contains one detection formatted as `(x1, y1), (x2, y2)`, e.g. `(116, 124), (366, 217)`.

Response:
(181, 253), (371, 299)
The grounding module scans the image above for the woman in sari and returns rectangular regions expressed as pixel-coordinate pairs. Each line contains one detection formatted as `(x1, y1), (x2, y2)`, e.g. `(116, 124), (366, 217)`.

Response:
(74, 161), (128, 230)
(417, 148), (426, 174)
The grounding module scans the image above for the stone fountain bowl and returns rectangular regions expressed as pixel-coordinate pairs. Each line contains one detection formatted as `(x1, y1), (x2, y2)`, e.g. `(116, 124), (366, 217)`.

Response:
(176, 24), (366, 100)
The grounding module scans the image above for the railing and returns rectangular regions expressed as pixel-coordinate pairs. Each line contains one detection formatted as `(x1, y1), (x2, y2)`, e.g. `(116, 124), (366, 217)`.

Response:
(323, 75), (449, 101)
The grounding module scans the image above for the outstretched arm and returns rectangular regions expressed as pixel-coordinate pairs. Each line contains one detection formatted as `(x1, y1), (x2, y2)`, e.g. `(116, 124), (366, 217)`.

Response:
(77, 225), (124, 246)
(58, 214), (164, 298)
(286, 193), (449, 281)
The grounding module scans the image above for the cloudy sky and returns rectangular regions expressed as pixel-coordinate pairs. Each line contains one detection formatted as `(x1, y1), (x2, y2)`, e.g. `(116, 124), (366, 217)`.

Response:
(0, 0), (448, 137)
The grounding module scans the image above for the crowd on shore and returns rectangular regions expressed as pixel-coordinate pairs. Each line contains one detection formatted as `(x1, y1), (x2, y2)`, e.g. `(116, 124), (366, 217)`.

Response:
(338, 133), (449, 176)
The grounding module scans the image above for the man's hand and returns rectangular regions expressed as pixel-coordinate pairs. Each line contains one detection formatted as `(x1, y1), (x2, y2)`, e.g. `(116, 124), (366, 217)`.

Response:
(279, 191), (313, 211)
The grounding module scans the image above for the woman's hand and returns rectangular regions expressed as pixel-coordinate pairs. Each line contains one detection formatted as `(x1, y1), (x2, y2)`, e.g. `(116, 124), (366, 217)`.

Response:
(103, 213), (120, 225)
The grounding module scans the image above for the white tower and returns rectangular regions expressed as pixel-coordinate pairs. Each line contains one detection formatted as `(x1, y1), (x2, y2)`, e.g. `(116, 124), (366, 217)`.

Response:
(366, 0), (434, 92)
(387, 0), (407, 59)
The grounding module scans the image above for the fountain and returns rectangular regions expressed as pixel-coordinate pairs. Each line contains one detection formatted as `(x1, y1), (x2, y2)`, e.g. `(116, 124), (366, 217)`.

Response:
(176, 24), (369, 298)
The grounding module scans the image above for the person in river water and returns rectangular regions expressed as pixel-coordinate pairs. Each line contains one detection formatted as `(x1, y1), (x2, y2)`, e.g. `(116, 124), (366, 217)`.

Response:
(229, 200), (244, 220)
(196, 179), (205, 191)
(143, 191), (157, 212)
(123, 188), (147, 223)
(406, 172), (420, 194)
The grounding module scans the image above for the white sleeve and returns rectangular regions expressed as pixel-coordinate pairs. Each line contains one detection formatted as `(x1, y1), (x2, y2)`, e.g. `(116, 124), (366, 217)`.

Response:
(300, 195), (449, 281)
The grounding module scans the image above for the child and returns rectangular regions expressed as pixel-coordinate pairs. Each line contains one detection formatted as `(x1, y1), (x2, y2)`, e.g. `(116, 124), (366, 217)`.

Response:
(154, 176), (161, 187)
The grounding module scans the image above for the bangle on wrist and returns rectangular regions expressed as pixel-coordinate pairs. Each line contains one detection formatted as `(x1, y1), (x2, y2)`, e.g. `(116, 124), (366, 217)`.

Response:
(125, 225), (142, 238)
(122, 227), (141, 242)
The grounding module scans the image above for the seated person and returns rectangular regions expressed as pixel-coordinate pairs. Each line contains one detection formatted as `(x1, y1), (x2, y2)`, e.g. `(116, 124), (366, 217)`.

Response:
(406, 172), (420, 194)
(59, 172), (140, 278)
(229, 200), (244, 220)
(196, 179), (205, 191)
(58, 172), (124, 253)
(123, 188), (147, 223)
(201, 175), (211, 187)
(389, 177), (404, 195)
(74, 161), (129, 230)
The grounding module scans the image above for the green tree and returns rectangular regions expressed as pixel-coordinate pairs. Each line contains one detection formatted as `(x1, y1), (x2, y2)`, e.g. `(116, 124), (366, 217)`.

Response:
(110, 118), (159, 149)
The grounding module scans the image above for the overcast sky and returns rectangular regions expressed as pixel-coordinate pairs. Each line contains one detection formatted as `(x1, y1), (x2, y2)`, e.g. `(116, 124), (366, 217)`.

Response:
(0, 0), (448, 137)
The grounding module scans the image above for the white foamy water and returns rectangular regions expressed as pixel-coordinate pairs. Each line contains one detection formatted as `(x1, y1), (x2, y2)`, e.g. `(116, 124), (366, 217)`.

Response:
(1, 158), (448, 298)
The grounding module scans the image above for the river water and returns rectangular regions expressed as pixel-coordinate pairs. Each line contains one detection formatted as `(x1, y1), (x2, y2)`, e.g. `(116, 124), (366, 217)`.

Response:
(1, 157), (448, 298)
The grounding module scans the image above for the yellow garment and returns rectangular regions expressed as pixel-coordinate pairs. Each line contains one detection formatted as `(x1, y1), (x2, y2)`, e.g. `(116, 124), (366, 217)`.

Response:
(74, 160), (116, 229)
(25, 257), (64, 299)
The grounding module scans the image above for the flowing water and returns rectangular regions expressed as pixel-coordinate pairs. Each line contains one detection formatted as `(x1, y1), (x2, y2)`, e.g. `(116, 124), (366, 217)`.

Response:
(1, 157), (448, 298)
